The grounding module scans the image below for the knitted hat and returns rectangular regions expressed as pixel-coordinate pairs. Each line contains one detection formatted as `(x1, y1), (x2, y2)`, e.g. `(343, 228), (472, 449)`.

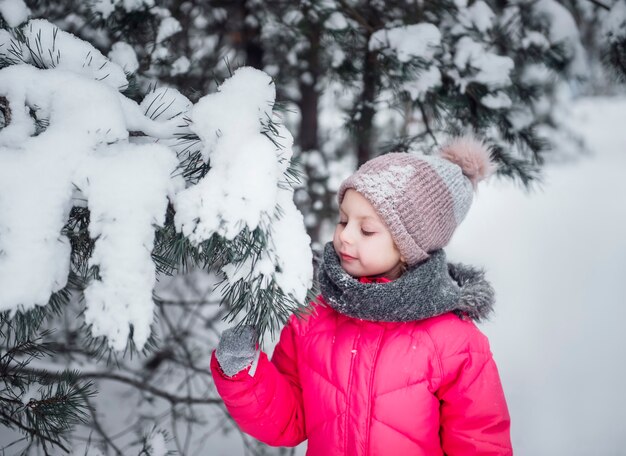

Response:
(337, 135), (497, 266)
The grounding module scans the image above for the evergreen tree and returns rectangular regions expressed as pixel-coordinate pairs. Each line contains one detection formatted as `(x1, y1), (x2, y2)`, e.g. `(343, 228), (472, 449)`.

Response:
(0, 5), (312, 455)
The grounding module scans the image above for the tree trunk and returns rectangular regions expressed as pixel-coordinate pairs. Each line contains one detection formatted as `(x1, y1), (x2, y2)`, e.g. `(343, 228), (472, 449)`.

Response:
(298, 25), (320, 152)
(239, 0), (264, 69)
(356, 46), (378, 166)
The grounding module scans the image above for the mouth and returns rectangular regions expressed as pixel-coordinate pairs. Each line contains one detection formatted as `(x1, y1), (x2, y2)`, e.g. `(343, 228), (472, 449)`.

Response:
(339, 252), (356, 261)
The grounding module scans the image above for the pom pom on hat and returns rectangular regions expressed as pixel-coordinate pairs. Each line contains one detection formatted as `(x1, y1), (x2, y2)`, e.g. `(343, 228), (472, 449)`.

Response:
(439, 135), (498, 188)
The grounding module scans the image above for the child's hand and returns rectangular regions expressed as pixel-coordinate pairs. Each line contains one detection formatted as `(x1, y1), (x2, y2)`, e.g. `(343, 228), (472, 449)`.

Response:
(215, 325), (257, 377)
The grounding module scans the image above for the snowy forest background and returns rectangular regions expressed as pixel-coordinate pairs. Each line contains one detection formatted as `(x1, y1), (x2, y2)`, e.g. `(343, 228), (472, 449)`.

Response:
(0, 0), (625, 455)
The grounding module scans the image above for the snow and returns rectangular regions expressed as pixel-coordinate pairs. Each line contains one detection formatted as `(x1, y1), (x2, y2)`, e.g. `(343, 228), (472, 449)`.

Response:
(139, 87), (192, 121)
(0, 0), (30, 28)
(453, 36), (514, 91)
(267, 178), (315, 303)
(0, 61), (313, 351)
(325, 12), (348, 30)
(174, 67), (279, 240)
(146, 430), (168, 456)
(76, 142), (181, 351)
(521, 63), (555, 87)
(532, 0), (587, 78)
(108, 41), (139, 73)
(171, 55), (190, 76)
(23, 19), (128, 91)
(522, 31), (550, 50)
(174, 66), (313, 304)
(450, 1), (495, 36)
(19, 383), (40, 405)
(119, 92), (186, 138)
(402, 65), (441, 101)
(507, 106), (535, 132)
(466, 1), (495, 33)
(0, 65), (183, 352)
(283, 10), (303, 26)
(91, 0), (117, 19)
(151, 45), (169, 61)
(156, 16), (182, 43)
(481, 91), (512, 109)
(92, 0), (155, 19)
(602, 0), (626, 43)
(369, 23), (441, 63)
(330, 48), (346, 68)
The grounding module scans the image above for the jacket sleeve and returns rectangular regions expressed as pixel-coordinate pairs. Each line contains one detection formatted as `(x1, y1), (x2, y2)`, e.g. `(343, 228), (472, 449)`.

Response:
(436, 339), (512, 455)
(210, 314), (306, 447)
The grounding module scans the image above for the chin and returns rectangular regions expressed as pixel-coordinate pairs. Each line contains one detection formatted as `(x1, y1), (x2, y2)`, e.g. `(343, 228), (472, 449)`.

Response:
(339, 262), (362, 277)
(342, 263), (380, 278)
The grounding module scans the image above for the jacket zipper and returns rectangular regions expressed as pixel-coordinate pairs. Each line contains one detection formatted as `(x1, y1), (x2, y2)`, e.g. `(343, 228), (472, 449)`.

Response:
(344, 327), (361, 454)
(363, 328), (384, 455)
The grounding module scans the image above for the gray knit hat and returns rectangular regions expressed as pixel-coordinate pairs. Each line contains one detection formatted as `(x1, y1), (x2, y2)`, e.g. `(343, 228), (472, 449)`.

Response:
(337, 135), (497, 266)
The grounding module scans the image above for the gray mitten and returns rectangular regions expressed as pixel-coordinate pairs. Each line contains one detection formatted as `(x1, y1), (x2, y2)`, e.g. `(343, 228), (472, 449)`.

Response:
(215, 325), (257, 377)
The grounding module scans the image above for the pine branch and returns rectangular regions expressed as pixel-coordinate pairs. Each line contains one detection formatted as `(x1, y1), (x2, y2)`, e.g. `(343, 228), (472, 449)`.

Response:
(588, 0), (610, 10)
(0, 409), (70, 453)
(416, 100), (437, 144)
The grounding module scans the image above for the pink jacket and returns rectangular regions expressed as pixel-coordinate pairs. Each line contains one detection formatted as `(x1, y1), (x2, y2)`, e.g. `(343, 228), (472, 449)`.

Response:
(211, 296), (512, 455)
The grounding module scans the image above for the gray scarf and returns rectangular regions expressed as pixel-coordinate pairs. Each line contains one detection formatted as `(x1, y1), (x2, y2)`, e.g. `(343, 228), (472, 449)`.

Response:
(317, 242), (494, 323)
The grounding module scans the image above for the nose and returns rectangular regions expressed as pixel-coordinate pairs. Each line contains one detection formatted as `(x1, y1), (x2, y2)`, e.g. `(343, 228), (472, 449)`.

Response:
(339, 223), (353, 244)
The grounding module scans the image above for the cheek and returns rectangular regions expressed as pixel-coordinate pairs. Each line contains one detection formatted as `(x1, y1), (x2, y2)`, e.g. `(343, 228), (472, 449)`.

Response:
(332, 227), (342, 249)
(375, 235), (400, 261)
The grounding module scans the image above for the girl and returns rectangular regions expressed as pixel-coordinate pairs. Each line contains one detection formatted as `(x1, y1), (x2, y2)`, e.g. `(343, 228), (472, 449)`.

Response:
(210, 136), (512, 455)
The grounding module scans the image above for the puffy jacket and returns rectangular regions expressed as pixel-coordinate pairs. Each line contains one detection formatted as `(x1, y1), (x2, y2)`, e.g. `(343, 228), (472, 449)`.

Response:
(210, 296), (512, 455)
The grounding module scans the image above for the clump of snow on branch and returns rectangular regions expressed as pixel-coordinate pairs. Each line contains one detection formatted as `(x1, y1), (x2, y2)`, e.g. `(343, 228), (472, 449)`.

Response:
(174, 67), (279, 241)
(145, 429), (168, 456)
(602, 0), (626, 42)
(0, 0), (30, 28)
(140, 86), (192, 121)
(76, 143), (181, 351)
(531, 0), (587, 78)
(0, 18), (313, 349)
(156, 16), (182, 43)
(325, 12), (348, 31)
(601, 0), (626, 80)
(175, 67), (313, 304)
(17, 19), (129, 91)
(91, 0), (155, 20)
(453, 36), (514, 92)
(451, 0), (495, 34)
(369, 23), (441, 63)
(0, 64), (183, 351)
(481, 92), (512, 110)
(369, 23), (443, 99)
(221, 123), (313, 304)
(108, 41), (139, 73)
(171, 56), (191, 76)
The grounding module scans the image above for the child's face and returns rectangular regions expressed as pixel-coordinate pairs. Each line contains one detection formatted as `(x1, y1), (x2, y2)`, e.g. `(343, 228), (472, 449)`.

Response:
(333, 189), (405, 279)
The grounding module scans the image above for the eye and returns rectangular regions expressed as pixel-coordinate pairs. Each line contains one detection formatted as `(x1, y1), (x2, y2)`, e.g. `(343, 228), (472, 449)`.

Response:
(337, 220), (347, 226)
(361, 229), (375, 236)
